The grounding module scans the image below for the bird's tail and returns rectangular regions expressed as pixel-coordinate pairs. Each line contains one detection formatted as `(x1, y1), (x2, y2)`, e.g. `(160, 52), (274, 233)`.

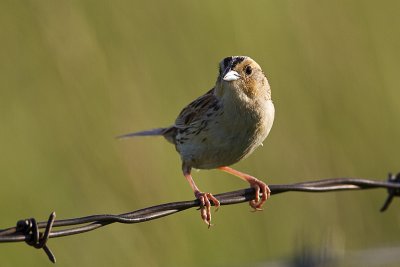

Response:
(116, 127), (167, 139)
(116, 127), (176, 144)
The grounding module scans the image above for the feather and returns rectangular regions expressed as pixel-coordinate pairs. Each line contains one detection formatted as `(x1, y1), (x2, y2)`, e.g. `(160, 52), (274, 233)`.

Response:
(116, 128), (167, 139)
(174, 88), (218, 129)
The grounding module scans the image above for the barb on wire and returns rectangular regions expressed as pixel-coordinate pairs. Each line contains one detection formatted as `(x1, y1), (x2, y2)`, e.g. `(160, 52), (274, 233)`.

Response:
(1, 173), (400, 263)
(14, 212), (57, 263)
(380, 173), (400, 212)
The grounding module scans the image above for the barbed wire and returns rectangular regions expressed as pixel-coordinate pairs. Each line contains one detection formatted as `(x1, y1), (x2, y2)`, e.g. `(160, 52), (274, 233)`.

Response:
(1, 173), (399, 263)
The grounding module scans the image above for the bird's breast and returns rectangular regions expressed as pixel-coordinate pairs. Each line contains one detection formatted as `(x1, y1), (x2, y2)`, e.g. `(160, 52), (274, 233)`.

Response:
(176, 99), (274, 169)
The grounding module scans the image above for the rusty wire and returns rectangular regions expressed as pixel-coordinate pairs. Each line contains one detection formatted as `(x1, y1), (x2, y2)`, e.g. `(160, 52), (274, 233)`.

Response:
(1, 173), (400, 263)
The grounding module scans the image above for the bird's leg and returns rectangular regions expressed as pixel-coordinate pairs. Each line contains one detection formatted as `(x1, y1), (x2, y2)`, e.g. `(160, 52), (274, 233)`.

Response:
(183, 166), (220, 227)
(218, 166), (270, 210)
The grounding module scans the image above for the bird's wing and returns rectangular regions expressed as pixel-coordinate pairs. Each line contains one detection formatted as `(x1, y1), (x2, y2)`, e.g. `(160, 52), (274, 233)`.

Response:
(174, 88), (219, 129)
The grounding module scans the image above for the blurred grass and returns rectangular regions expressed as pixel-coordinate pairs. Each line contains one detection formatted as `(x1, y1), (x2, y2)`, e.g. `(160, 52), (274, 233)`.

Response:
(1, 0), (400, 266)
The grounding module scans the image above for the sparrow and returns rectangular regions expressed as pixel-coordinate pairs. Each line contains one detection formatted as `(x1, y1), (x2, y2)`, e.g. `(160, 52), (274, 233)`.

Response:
(119, 56), (275, 226)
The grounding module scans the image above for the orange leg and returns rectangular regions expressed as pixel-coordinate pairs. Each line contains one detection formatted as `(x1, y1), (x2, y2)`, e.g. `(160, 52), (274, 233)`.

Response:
(218, 166), (270, 210)
(183, 166), (220, 227)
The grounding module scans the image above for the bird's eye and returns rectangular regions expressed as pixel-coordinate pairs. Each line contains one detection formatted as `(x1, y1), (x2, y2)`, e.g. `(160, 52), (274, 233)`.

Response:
(245, 65), (252, 75)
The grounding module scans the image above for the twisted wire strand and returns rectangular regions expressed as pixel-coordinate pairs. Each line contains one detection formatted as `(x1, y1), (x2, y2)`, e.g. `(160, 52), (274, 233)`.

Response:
(1, 174), (399, 263)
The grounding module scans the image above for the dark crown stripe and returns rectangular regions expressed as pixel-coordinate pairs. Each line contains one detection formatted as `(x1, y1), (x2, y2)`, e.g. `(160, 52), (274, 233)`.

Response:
(231, 56), (246, 69)
(223, 57), (232, 69)
(223, 56), (246, 70)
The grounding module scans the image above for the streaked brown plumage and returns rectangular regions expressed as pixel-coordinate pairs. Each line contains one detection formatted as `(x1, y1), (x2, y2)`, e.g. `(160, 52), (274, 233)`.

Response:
(119, 56), (275, 226)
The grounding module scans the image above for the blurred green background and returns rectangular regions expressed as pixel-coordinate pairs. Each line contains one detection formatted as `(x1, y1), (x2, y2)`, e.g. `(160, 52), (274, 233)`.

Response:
(1, 0), (400, 266)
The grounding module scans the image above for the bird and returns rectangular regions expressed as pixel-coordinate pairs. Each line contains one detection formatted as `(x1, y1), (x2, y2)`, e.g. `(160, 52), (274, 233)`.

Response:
(118, 56), (275, 226)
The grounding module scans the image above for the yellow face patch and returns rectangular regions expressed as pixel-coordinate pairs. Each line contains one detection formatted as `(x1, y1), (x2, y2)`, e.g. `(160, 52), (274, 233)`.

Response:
(231, 58), (265, 98)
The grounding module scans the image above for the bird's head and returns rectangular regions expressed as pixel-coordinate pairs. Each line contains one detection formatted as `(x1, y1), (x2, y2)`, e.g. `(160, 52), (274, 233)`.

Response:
(216, 56), (271, 101)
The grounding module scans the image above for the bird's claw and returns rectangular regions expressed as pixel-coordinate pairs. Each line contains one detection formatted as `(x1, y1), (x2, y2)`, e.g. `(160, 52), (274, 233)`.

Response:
(248, 178), (270, 210)
(195, 191), (220, 227)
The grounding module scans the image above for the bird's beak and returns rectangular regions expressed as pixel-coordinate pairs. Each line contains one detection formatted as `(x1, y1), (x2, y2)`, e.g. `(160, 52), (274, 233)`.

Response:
(223, 70), (241, 81)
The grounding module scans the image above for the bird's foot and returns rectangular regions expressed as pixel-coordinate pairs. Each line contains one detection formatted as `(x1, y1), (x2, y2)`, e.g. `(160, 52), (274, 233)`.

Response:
(195, 191), (220, 228)
(247, 177), (270, 211)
